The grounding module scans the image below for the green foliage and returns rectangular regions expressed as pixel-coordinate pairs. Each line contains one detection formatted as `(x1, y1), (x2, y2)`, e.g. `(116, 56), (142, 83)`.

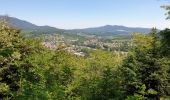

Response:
(121, 28), (170, 99)
(0, 20), (170, 100)
(159, 28), (170, 57)
(65, 50), (123, 100)
(161, 5), (170, 19)
(126, 94), (146, 100)
(0, 20), (22, 99)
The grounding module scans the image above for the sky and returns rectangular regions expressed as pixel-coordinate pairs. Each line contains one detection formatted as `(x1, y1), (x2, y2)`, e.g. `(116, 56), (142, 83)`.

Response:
(0, 0), (170, 29)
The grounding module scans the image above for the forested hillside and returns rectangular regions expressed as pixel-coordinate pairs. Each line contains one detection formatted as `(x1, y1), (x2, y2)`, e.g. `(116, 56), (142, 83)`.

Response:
(0, 18), (170, 99)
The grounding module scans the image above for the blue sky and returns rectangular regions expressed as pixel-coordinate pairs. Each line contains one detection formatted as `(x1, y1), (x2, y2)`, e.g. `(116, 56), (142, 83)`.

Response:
(0, 0), (169, 29)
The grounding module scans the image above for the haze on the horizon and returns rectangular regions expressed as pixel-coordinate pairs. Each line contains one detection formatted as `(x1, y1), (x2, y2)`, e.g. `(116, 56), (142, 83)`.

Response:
(0, 0), (169, 29)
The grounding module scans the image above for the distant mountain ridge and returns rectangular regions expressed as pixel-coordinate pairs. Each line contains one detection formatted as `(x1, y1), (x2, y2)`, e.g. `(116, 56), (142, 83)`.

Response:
(0, 15), (153, 35)
(0, 15), (63, 34)
(67, 25), (152, 35)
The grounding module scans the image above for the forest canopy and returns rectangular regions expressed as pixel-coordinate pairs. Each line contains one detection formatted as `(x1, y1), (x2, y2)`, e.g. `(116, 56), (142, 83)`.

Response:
(0, 18), (170, 100)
